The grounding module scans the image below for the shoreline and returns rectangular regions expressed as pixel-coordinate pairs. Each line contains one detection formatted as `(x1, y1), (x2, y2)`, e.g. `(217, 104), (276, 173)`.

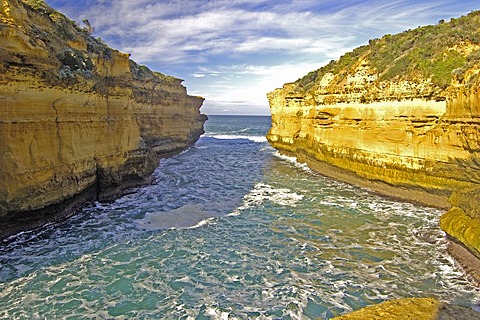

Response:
(276, 148), (451, 210)
(0, 147), (193, 242)
(0, 184), (97, 242)
(271, 147), (480, 287)
(446, 238), (480, 285)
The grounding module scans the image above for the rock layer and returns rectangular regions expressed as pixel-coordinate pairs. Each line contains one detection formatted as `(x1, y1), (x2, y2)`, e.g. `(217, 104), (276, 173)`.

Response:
(332, 298), (480, 320)
(0, 0), (206, 238)
(267, 11), (480, 274)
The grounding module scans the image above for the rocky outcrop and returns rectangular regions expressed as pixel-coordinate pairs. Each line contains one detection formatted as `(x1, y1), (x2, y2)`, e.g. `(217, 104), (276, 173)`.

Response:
(267, 11), (480, 278)
(332, 298), (480, 320)
(0, 0), (206, 238)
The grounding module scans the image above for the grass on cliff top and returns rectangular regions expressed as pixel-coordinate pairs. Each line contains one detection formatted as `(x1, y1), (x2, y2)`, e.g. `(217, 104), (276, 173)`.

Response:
(20, 0), (113, 60)
(296, 10), (480, 91)
(20, 0), (178, 84)
(21, 0), (48, 11)
(130, 60), (181, 83)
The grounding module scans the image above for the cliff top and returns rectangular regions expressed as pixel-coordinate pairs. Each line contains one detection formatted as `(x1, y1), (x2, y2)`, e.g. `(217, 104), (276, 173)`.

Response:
(295, 10), (480, 92)
(1, 0), (181, 87)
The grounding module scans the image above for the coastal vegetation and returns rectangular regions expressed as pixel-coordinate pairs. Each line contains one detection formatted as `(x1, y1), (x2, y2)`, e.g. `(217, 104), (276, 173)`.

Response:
(296, 10), (480, 91)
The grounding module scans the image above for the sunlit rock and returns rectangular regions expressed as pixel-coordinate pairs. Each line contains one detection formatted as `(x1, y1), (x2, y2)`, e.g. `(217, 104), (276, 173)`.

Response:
(0, 0), (206, 237)
(267, 11), (480, 274)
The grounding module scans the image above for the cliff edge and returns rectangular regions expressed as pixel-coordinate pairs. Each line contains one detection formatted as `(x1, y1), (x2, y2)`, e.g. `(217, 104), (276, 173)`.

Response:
(0, 0), (206, 238)
(267, 11), (480, 279)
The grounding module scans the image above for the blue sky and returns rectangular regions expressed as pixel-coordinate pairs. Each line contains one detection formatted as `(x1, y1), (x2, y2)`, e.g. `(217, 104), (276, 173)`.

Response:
(45, 0), (478, 115)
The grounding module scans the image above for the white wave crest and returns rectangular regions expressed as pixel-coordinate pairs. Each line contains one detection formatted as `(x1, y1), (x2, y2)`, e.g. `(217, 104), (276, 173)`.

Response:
(232, 183), (304, 215)
(273, 151), (312, 172)
(207, 134), (267, 143)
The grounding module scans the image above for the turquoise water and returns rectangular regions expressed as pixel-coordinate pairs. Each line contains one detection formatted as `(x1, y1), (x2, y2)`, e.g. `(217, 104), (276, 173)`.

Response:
(1, 115), (479, 319)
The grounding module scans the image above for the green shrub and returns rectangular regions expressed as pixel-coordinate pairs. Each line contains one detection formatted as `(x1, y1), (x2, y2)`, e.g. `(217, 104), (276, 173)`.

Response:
(431, 52), (467, 87)
(57, 49), (94, 72)
(295, 10), (480, 89)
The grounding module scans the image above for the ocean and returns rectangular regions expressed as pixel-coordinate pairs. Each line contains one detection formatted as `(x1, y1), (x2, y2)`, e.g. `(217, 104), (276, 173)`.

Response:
(1, 115), (479, 319)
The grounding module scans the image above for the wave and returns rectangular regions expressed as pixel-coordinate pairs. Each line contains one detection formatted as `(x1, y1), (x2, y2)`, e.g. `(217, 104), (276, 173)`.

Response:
(272, 151), (312, 172)
(206, 134), (268, 143)
(230, 183), (304, 216)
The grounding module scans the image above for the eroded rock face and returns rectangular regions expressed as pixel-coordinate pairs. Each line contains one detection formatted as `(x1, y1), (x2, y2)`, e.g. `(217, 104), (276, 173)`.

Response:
(332, 298), (480, 320)
(267, 32), (480, 260)
(268, 73), (480, 201)
(0, 0), (206, 237)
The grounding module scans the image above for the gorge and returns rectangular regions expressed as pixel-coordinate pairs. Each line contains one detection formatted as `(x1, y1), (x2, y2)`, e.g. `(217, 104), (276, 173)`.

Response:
(1, 0), (480, 318)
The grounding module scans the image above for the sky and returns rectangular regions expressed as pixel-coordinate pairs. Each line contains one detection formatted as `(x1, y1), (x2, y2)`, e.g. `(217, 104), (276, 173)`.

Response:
(44, 1), (479, 115)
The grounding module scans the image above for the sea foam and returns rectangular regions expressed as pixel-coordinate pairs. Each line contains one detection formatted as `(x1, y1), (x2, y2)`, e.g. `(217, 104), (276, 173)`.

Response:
(207, 134), (268, 143)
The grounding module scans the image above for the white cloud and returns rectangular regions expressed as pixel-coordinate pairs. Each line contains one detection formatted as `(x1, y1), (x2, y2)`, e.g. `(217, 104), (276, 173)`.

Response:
(51, 0), (478, 63)
(72, 2), (366, 64)
(186, 61), (325, 115)
(46, 0), (480, 115)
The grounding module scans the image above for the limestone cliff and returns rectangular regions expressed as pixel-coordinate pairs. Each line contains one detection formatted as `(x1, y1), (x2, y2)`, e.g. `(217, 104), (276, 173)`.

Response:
(267, 11), (480, 269)
(0, 0), (206, 238)
(332, 298), (480, 320)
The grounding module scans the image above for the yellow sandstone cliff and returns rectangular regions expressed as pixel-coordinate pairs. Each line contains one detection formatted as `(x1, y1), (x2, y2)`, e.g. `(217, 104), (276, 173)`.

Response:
(267, 12), (480, 277)
(0, 0), (206, 238)
(332, 297), (480, 320)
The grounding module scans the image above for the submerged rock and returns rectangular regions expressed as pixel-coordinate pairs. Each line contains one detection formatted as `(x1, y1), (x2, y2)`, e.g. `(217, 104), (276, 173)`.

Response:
(136, 205), (216, 230)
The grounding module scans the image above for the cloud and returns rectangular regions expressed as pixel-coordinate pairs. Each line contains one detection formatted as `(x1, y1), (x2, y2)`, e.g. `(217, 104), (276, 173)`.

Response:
(186, 61), (324, 115)
(45, 0), (479, 115)
(51, 0), (478, 65)
(67, 1), (367, 64)
(72, 0), (470, 66)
